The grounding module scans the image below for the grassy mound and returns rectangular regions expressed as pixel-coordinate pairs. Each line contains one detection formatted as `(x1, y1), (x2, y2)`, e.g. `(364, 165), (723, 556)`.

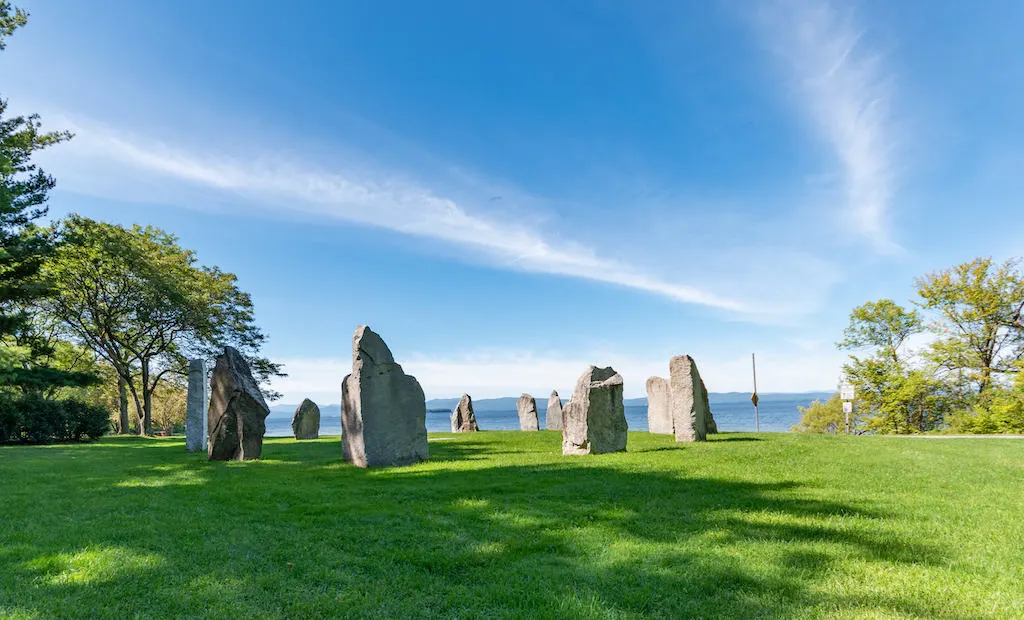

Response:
(1, 432), (1021, 618)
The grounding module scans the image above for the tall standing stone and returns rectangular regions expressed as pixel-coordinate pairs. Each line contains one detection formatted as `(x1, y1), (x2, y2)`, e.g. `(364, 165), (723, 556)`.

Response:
(450, 393), (479, 432)
(646, 376), (672, 434)
(292, 398), (321, 440)
(707, 409), (719, 434)
(562, 366), (628, 455)
(185, 359), (208, 452)
(208, 347), (270, 460)
(670, 355), (710, 443)
(517, 394), (539, 431)
(342, 325), (428, 468)
(546, 390), (563, 431)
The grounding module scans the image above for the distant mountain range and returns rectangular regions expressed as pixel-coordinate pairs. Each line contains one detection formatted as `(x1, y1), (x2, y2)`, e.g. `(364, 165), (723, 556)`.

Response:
(268, 390), (834, 416)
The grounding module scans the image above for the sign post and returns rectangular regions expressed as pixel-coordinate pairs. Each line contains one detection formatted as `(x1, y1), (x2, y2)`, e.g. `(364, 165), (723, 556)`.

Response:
(751, 353), (760, 433)
(840, 383), (855, 434)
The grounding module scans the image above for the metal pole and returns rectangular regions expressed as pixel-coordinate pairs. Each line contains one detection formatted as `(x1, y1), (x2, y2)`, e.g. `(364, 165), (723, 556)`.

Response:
(752, 353), (760, 433)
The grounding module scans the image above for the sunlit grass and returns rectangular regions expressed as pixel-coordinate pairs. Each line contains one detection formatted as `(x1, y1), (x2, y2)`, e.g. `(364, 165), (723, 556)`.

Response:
(1, 432), (1022, 618)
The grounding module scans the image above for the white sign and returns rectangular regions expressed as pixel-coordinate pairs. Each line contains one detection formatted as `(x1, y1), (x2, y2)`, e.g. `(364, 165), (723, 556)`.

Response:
(840, 384), (855, 400)
(842, 401), (853, 414)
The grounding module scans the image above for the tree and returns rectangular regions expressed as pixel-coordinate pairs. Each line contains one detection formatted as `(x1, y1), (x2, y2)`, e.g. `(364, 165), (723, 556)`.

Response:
(839, 299), (923, 367)
(43, 215), (283, 435)
(838, 299), (947, 433)
(0, 2), (84, 393)
(792, 393), (845, 434)
(916, 257), (1024, 393)
(0, 2), (28, 50)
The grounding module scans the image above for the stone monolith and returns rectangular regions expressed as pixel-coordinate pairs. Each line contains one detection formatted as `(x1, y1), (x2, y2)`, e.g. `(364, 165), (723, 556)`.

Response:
(646, 376), (672, 434)
(546, 390), (563, 431)
(185, 359), (208, 452)
(670, 355), (710, 443)
(208, 347), (270, 460)
(450, 393), (479, 432)
(341, 325), (428, 467)
(517, 394), (539, 431)
(292, 398), (321, 440)
(562, 366), (628, 455)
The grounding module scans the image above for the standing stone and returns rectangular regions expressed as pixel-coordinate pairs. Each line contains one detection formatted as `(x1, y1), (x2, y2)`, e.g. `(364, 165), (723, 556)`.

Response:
(670, 355), (710, 443)
(342, 325), (428, 468)
(450, 393), (479, 432)
(546, 390), (564, 431)
(517, 394), (539, 431)
(707, 409), (719, 434)
(291, 398), (321, 440)
(646, 376), (672, 434)
(562, 366), (628, 455)
(185, 359), (208, 452)
(208, 347), (270, 460)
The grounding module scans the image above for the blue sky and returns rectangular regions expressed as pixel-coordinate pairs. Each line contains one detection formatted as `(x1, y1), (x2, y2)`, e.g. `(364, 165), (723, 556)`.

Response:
(4, 0), (1023, 403)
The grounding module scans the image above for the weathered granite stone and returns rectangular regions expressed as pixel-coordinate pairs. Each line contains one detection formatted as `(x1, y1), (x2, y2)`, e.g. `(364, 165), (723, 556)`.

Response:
(646, 376), (672, 435)
(707, 409), (719, 434)
(291, 398), (321, 440)
(208, 347), (270, 460)
(562, 366), (628, 455)
(546, 390), (563, 431)
(185, 359), (208, 452)
(450, 393), (479, 432)
(670, 355), (710, 443)
(517, 394), (539, 431)
(342, 325), (428, 468)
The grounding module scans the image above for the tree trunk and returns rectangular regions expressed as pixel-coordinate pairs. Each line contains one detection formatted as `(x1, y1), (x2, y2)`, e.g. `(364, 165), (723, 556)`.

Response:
(141, 358), (153, 436)
(117, 375), (130, 434)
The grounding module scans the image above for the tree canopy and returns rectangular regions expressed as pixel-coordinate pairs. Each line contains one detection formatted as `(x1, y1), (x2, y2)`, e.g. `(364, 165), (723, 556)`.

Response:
(42, 215), (283, 435)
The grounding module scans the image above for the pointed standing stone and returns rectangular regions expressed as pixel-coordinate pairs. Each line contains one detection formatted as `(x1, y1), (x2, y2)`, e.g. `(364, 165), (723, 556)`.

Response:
(546, 390), (563, 431)
(450, 393), (479, 432)
(208, 347), (270, 460)
(670, 355), (710, 443)
(646, 376), (672, 434)
(342, 325), (428, 468)
(292, 398), (321, 440)
(185, 359), (208, 452)
(562, 366), (627, 455)
(517, 394), (539, 431)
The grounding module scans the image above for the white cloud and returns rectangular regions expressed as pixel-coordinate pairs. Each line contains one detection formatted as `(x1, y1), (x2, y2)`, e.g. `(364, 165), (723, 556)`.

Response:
(755, 0), (901, 252)
(51, 120), (753, 314)
(271, 348), (844, 403)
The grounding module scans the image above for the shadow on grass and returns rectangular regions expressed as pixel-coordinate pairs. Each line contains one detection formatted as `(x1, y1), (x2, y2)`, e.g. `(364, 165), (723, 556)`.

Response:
(0, 435), (959, 618)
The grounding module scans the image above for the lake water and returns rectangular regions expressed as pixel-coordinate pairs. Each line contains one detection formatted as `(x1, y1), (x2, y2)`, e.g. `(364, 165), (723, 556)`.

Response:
(264, 392), (828, 437)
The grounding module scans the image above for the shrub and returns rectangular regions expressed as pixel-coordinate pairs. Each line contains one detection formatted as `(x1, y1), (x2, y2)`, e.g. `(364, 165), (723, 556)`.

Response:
(0, 394), (111, 443)
(792, 393), (845, 433)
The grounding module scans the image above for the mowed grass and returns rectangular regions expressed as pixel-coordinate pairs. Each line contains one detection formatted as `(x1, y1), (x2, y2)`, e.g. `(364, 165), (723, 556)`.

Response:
(1, 432), (1022, 619)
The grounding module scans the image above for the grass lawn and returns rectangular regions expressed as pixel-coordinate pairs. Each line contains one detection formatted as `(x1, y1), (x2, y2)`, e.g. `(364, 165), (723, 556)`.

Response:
(1, 431), (1022, 618)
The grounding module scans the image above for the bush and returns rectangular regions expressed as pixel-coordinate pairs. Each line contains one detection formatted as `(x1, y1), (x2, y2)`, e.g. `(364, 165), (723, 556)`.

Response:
(0, 394), (111, 443)
(792, 393), (849, 433)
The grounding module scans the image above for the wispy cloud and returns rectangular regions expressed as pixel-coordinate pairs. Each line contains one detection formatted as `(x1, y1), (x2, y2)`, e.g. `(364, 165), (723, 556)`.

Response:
(755, 0), (901, 251)
(53, 120), (751, 313)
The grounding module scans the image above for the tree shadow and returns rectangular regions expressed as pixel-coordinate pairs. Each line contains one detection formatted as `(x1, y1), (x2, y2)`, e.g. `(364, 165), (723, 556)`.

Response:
(0, 435), (970, 618)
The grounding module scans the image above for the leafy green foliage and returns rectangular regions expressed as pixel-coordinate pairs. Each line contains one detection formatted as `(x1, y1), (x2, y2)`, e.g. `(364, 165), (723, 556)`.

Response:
(839, 299), (923, 362)
(792, 393), (845, 433)
(836, 259), (1024, 434)
(916, 257), (1024, 393)
(836, 299), (948, 433)
(0, 4), (83, 396)
(43, 215), (283, 435)
(0, 393), (109, 443)
(949, 369), (1024, 434)
(0, 2), (28, 50)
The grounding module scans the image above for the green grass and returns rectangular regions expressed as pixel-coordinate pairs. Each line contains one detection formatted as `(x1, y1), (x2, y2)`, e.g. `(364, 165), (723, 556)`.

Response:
(1, 432), (1022, 619)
